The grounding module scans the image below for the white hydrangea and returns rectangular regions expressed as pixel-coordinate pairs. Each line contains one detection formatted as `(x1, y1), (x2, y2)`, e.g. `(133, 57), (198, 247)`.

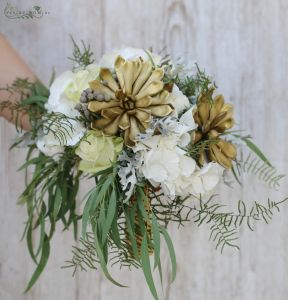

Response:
(133, 122), (223, 199)
(140, 143), (223, 198)
(168, 85), (191, 116)
(169, 162), (224, 198)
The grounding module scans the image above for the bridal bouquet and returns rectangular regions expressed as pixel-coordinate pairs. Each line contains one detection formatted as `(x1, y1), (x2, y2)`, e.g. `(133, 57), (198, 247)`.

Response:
(2, 40), (286, 299)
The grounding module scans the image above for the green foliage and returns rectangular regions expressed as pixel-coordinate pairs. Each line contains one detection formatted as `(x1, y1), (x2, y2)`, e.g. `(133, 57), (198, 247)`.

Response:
(234, 152), (285, 189)
(20, 147), (81, 291)
(193, 195), (288, 252)
(174, 64), (214, 103)
(0, 78), (49, 138)
(188, 138), (218, 162)
(63, 233), (99, 274)
(68, 36), (95, 70)
(24, 235), (50, 293)
(232, 134), (272, 166)
(40, 112), (76, 144)
(231, 134), (285, 189)
(66, 178), (179, 299)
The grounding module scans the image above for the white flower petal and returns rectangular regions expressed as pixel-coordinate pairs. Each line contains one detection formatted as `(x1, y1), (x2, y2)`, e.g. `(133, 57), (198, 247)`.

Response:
(168, 85), (190, 116)
(99, 47), (162, 68)
(46, 65), (99, 118)
(179, 106), (197, 129)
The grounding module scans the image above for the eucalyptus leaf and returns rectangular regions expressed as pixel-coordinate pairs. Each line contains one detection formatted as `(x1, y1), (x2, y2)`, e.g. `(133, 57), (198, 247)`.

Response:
(141, 234), (159, 300)
(24, 235), (50, 293)
(160, 226), (176, 283)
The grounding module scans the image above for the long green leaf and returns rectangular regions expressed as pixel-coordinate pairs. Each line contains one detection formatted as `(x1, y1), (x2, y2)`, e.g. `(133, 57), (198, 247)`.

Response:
(21, 95), (48, 105)
(136, 187), (149, 221)
(152, 214), (161, 270)
(53, 186), (62, 219)
(35, 213), (45, 257)
(141, 234), (159, 300)
(81, 187), (97, 238)
(94, 225), (126, 287)
(233, 134), (272, 166)
(24, 235), (50, 292)
(160, 226), (177, 283)
(26, 223), (37, 264)
(101, 188), (117, 245)
(82, 176), (113, 237)
(124, 205), (139, 260)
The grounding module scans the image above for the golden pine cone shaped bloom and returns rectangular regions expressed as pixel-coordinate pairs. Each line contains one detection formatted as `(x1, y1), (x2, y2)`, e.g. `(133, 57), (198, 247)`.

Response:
(88, 56), (174, 146)
(193, 91), (237, 169)
(125, 189), (153, 258)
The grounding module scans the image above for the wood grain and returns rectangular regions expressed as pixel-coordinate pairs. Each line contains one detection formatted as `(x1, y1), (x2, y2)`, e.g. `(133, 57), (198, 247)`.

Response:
(1, 0), (288, 299)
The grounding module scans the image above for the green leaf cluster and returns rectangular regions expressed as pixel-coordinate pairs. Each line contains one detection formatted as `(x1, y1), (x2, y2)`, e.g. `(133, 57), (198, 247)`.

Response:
(19, 147), (81, 292)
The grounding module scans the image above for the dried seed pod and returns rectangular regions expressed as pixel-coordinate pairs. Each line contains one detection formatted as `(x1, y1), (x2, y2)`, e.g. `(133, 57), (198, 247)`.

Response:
(80, 95), (87, 103)
(97, 94), (104, 101)
(87, 93), (94, 100)
(84, 110), (90, 118)
(104, 94), (111, 101)
(74, 103), (82, 111)
(82, 103), (88, 110)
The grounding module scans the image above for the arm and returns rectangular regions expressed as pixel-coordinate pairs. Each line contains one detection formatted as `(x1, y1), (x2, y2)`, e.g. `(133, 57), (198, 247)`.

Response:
(0, 33), (36, 130)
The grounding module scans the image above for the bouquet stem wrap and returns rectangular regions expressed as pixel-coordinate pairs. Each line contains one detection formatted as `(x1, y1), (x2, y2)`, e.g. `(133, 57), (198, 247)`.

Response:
(125, 187), (154, 258)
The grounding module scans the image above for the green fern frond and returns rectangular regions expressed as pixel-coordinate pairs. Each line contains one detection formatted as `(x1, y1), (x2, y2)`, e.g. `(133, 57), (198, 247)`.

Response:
(193, 196), (288, 252)
(235, 152), (285, 189)
(68, 36), (95, 70)
(62, 233), (99, 275)
(41, 112), (75, 145)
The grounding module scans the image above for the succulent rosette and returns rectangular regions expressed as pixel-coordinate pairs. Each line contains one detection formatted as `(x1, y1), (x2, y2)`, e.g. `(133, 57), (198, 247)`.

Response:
(5, 42), (286, 300)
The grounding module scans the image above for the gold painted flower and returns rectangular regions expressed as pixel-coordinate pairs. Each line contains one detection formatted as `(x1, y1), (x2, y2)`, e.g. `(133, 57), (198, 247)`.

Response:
(87, 56), (174, 146)
(193, 90), (237, 169)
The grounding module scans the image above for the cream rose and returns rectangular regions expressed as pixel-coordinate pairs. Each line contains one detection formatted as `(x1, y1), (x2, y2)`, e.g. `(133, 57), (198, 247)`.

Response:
(76, 130), (123, 173)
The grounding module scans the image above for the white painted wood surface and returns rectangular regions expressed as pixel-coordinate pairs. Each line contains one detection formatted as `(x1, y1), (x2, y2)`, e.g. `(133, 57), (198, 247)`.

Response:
(1, 0), (288, 299)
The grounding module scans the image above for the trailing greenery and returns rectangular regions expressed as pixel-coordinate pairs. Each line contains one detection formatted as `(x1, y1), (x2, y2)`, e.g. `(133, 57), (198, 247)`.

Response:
(229, 134), (285, 189)
(0, 75), (83, 292)
(193, 195), (288, 252)
(20, 147), (81, 292)
(62, 166), (178, 299)
(234, 152), (285, 189)
(68, 36), (95, 70)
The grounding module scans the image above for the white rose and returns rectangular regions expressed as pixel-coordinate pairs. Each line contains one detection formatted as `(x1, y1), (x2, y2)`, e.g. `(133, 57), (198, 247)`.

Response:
(36, 120), (86, 158)
(46, 64), (99, 117)
(36, 134), (64, 158)
(99, 47), (162, 68)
